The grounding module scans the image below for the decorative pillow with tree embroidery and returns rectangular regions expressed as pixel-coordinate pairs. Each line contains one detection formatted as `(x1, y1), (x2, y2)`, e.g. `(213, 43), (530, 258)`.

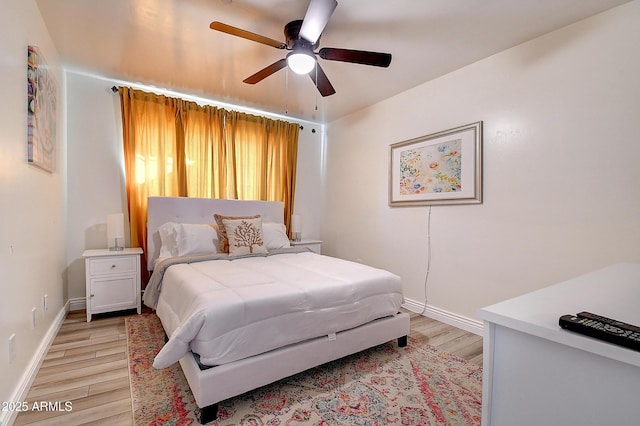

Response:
(214, 214), (260, 253)
(222, 217), (269, 256)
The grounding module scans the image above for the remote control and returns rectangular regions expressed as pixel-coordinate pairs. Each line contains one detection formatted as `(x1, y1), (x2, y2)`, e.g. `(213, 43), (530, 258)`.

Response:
(576, 311), (640, 334)
(559, 314), (640, 352)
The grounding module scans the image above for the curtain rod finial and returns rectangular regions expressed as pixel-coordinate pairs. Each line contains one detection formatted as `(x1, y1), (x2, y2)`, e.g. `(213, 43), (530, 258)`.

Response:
(111, 86), (118, 94)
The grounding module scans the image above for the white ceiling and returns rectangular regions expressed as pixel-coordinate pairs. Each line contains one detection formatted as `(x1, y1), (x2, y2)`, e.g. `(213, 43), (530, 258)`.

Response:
(36, 0), (630, 124)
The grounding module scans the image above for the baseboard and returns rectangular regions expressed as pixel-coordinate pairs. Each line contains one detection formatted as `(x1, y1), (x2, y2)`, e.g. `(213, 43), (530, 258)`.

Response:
(0, 301), (69, 426)
(68, 297), (86, 312)
(402, 298), (484, 335)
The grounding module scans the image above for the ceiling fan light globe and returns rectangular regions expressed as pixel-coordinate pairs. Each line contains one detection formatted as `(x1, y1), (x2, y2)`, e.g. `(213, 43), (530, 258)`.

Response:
(287, 52), (316, 75)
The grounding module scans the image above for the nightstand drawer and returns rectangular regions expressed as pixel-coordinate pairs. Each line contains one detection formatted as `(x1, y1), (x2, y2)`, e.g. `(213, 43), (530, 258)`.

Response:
(290, 239), (322, 254)
(88, 255), (138, 276)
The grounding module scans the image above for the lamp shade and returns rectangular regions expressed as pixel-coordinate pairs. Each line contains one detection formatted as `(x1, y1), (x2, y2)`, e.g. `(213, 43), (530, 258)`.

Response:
(107, 213), (125, 250)
(291, 214), (302, 233)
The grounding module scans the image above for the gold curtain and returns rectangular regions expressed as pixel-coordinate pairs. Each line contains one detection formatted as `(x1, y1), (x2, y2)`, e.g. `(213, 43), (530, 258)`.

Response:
(182, 102), (227, 198)
(120, 87), (186, 275)
(228, 111), (300, 232)
(266, 119), (299, 232)
(227, 111), (269, 201)
(118, 87), (300, 267)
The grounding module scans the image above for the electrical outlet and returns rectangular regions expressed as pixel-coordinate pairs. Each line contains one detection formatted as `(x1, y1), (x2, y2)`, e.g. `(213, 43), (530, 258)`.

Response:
(8, 334), (15, 364)
(32, 307), (37, 329)
(43, 294), (48, 312)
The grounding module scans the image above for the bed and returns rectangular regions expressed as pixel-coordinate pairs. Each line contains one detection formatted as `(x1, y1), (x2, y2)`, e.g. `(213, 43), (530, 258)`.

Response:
(143, 196), (410, 423)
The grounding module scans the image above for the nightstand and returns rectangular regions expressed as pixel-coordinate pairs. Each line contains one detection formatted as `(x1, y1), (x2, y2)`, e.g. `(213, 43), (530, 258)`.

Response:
(290, 239), (322, 254)
(82, 248), (143, 322)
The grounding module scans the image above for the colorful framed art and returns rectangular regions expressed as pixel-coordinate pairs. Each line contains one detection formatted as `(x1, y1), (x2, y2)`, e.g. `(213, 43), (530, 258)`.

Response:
(389, 121), (482, 206)
(27, 45), (57, 172)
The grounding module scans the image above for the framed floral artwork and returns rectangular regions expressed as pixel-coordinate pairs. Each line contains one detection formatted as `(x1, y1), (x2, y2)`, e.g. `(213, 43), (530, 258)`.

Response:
(389, 121), (482, 206)
(27, 45), (57, 172)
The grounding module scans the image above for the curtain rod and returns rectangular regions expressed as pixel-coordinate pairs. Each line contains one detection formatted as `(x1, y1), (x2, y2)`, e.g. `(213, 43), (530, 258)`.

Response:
(110, 85), (314, 132)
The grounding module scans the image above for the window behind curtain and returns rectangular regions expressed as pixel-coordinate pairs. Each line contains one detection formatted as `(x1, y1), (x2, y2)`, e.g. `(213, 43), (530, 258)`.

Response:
(119, 87), (299, 275)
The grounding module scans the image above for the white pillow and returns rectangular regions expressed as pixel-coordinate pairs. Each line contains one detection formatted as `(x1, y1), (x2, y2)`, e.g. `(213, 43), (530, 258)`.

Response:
(177, 223), (219, 256)
(158, 222), (180, 259)
(222, 217), (268, 256)
(263, 222), (291, 249)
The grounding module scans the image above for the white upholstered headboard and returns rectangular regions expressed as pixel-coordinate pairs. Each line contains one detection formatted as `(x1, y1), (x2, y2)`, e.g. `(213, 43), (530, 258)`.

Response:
(146, 196), (285, 271)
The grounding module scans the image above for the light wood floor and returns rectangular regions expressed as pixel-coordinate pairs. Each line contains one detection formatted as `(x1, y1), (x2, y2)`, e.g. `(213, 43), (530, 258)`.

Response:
(14, 309), (482, 425)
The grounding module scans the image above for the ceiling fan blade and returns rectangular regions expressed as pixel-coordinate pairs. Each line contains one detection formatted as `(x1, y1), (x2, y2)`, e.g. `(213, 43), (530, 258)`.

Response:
(299, 0), (338, 44)
(210, 22), (286, 49)
(243, 59), (288, 84)
(309, 63), (336, 97)
(319, 47), (392, 67)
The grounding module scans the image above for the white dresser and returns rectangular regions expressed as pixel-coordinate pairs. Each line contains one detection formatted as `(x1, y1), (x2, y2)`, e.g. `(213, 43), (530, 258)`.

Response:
(478, 263), (640, 426)
(83, 248), (143, 322)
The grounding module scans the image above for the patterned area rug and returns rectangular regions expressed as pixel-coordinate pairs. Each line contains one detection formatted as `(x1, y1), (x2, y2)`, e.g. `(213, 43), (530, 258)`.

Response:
(126, 313), (482, 425)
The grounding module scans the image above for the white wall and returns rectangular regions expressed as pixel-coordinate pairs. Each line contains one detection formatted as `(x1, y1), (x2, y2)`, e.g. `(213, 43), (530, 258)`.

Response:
(65, 71), (325, 300)
(65, 72), (127, 302)
(291, 124), (325, 241)
(0, 0), (66, 413)
(323, 1), (640, 323)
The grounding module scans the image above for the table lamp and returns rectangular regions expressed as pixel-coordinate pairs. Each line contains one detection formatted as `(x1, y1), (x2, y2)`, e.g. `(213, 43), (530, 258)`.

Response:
(107, 213), (125, 251)
(291, 214), (302, 242)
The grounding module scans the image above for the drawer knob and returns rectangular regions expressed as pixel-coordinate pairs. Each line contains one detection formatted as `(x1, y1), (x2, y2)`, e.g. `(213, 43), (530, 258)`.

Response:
(111, 264), (116, 269)
(90, 294), (95, 298)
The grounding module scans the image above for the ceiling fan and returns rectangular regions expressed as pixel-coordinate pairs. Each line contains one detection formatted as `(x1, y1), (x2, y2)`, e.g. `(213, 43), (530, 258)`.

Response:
(209, 0), (392, 97)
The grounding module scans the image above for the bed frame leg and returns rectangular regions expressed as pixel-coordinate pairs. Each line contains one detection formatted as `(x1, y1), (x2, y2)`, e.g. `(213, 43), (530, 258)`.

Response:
(398, 335), (408, 347)
(197, 403), (219, 424)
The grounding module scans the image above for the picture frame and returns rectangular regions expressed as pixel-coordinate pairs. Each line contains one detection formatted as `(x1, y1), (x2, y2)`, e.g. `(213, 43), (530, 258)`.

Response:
(27, 45), (57, 172)
(389, 121), (482, 206)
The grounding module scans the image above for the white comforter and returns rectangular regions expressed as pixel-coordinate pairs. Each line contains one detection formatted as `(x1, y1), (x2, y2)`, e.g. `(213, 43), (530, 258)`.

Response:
(147, 250), (403, 368)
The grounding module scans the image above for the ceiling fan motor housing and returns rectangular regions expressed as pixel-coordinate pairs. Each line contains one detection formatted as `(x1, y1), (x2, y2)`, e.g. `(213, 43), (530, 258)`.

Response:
(285, 20), (319, 50)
